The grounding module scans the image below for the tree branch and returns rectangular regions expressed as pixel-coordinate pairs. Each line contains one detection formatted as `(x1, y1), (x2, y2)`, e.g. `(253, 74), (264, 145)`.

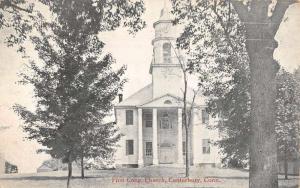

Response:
(10, 3), (32, 13)
(213, 0), (229, 34)
(0, 0), (32, 13)
(211, 0), (236, 55)
(169, 40), (186, 73)
(231, 0), (250, 23)
(270, 0), (297, 36)
(187, 88), (200, 128)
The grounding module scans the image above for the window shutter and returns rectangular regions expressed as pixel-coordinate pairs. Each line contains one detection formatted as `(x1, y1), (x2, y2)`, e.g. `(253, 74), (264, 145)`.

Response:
(126, 110), (133, 125)
(126, 140), (129, 155)
(202, 109), (209, 124)
(126, 140), (134, 155)
(202, 139), (210, 154)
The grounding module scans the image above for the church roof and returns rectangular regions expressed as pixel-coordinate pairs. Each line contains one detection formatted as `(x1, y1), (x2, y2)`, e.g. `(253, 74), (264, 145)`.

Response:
(115, 84), (153, 107)
(153, 0), (173, 27)
(138, 93), (189, 108)
(115, 83), (206, 108)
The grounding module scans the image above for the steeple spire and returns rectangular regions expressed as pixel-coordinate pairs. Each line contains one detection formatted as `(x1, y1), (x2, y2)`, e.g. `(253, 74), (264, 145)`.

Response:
(159, 0), (171, 20)
(164, 0), (167, 8)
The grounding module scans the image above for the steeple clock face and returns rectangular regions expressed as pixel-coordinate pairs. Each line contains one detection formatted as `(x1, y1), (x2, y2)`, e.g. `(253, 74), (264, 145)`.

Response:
(162, 67), (181, 78)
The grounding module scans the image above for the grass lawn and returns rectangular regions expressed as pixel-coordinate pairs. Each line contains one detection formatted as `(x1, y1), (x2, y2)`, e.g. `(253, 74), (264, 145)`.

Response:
(0, 166), (298, 188)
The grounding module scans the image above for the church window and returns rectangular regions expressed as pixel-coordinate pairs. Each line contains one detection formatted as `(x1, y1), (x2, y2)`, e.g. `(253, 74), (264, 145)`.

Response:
(126, 140), (134, 155)
(126, 110), (133, 125)
(145, 142), (152, 156)
(202, 139), (210, 154)
(183, 141), (186, 156)
(202, 109), (209, 124)
(164, 100), (172, 104)
(160, 113), (172, 129)
(163, 43), (171, 64)
(144, 113), (152, 128)
(145, 120), (152, 128)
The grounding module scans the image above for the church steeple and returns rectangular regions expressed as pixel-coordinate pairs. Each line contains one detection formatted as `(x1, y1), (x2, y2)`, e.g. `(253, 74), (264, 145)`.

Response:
(150, 1), (183, 98)
(159, 0), (171, 21)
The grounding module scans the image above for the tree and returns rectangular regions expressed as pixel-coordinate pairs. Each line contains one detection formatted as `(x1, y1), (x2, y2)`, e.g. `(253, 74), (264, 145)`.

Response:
(12, 1), (146, 187)
(223, 1), (297, 187)
(79, 122), (121, 179)
(0, 0), (146, 53)
(169, 40), (199, 177)
(171, 0), (251, 168)
(13, 24), (125, 187)
(171, 0), (297, 187)
(275, 69), (299, 180)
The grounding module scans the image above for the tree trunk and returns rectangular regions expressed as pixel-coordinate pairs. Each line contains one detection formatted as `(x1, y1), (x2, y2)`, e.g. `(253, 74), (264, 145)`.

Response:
(284, 145), (288, 180)
(246, 35), (279, 188)
(183, 70), (189, 177)
(81, 154), (84, 179)
(67, 160), (72, 188)
(185, 125), (189, 177)
(230, 1), (295, 187)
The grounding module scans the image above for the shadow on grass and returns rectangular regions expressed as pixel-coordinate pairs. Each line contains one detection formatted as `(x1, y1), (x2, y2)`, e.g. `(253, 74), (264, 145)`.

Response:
(0, 176), (99, 181)
(206, 176), (249, 180)
(205, 176), (299, 181)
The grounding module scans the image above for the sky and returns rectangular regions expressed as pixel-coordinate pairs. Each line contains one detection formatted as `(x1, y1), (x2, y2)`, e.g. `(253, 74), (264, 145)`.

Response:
(0, 0), (299, 173)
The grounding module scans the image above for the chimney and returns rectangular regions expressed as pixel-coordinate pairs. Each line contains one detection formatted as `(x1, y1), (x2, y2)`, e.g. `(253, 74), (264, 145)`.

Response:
(118, 94), (123, 103)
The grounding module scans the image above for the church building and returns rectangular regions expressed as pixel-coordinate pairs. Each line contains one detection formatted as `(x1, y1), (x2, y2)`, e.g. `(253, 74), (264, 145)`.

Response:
(114, 5), (221, 168)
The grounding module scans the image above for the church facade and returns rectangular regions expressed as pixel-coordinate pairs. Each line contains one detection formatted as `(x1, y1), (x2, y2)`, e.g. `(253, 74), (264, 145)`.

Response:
(114, 6), (221, 168)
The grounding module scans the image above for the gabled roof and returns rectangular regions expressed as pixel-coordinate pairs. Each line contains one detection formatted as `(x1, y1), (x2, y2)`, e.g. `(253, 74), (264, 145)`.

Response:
(115, 82), (207, 108)
(115, 84), (153, 107)
(138, 94), (185, 108)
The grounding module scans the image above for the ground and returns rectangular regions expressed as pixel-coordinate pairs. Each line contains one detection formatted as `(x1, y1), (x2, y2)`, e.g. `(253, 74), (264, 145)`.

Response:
(0, 166), (298, 188)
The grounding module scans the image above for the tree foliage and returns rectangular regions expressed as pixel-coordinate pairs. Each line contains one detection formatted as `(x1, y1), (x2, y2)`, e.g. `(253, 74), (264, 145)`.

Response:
(13, 20), (126, 161)
(80, 122), (121, 161)
(0, 0), (35, 53)
(276, 69), (300, 160)
(11, 0), (146, 185)
(171, 0), (299, 171)
(171, 0), (250, 167)
(0, 0), (146, 53)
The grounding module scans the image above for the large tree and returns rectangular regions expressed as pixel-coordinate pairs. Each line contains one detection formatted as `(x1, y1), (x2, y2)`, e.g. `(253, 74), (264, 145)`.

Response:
(12, 1), (146, 187)
(13, 21), (125, 187)
(171, 0), (297, 187)
(222, 1), (297, 187)
(171, 0), (251, 168)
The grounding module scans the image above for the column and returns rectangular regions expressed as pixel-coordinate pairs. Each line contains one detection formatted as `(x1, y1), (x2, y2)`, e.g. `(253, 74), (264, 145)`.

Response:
(152, 108), (159, 165)
(138, 108), (144, 167)
(177, 108), (184, 164)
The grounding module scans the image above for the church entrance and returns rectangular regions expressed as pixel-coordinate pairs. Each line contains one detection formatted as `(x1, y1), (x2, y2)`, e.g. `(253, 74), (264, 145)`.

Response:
(159, 142), (175, 163)
(157, 109), (177, 164)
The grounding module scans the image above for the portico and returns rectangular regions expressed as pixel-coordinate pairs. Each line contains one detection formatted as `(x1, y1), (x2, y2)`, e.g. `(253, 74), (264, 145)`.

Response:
(137, 107), (184, 167)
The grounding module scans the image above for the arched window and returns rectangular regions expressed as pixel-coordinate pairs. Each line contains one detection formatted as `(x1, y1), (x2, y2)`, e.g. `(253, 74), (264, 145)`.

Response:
(163, 43), (171, 63)
(164, 100), (172, 104)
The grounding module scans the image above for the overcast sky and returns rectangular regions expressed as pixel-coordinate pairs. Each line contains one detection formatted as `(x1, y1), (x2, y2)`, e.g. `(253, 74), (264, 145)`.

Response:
(0, 1), (299, 173)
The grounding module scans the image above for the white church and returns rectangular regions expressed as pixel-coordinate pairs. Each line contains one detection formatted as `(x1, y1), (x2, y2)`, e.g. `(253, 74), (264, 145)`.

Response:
(114, 5), (221, 168)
